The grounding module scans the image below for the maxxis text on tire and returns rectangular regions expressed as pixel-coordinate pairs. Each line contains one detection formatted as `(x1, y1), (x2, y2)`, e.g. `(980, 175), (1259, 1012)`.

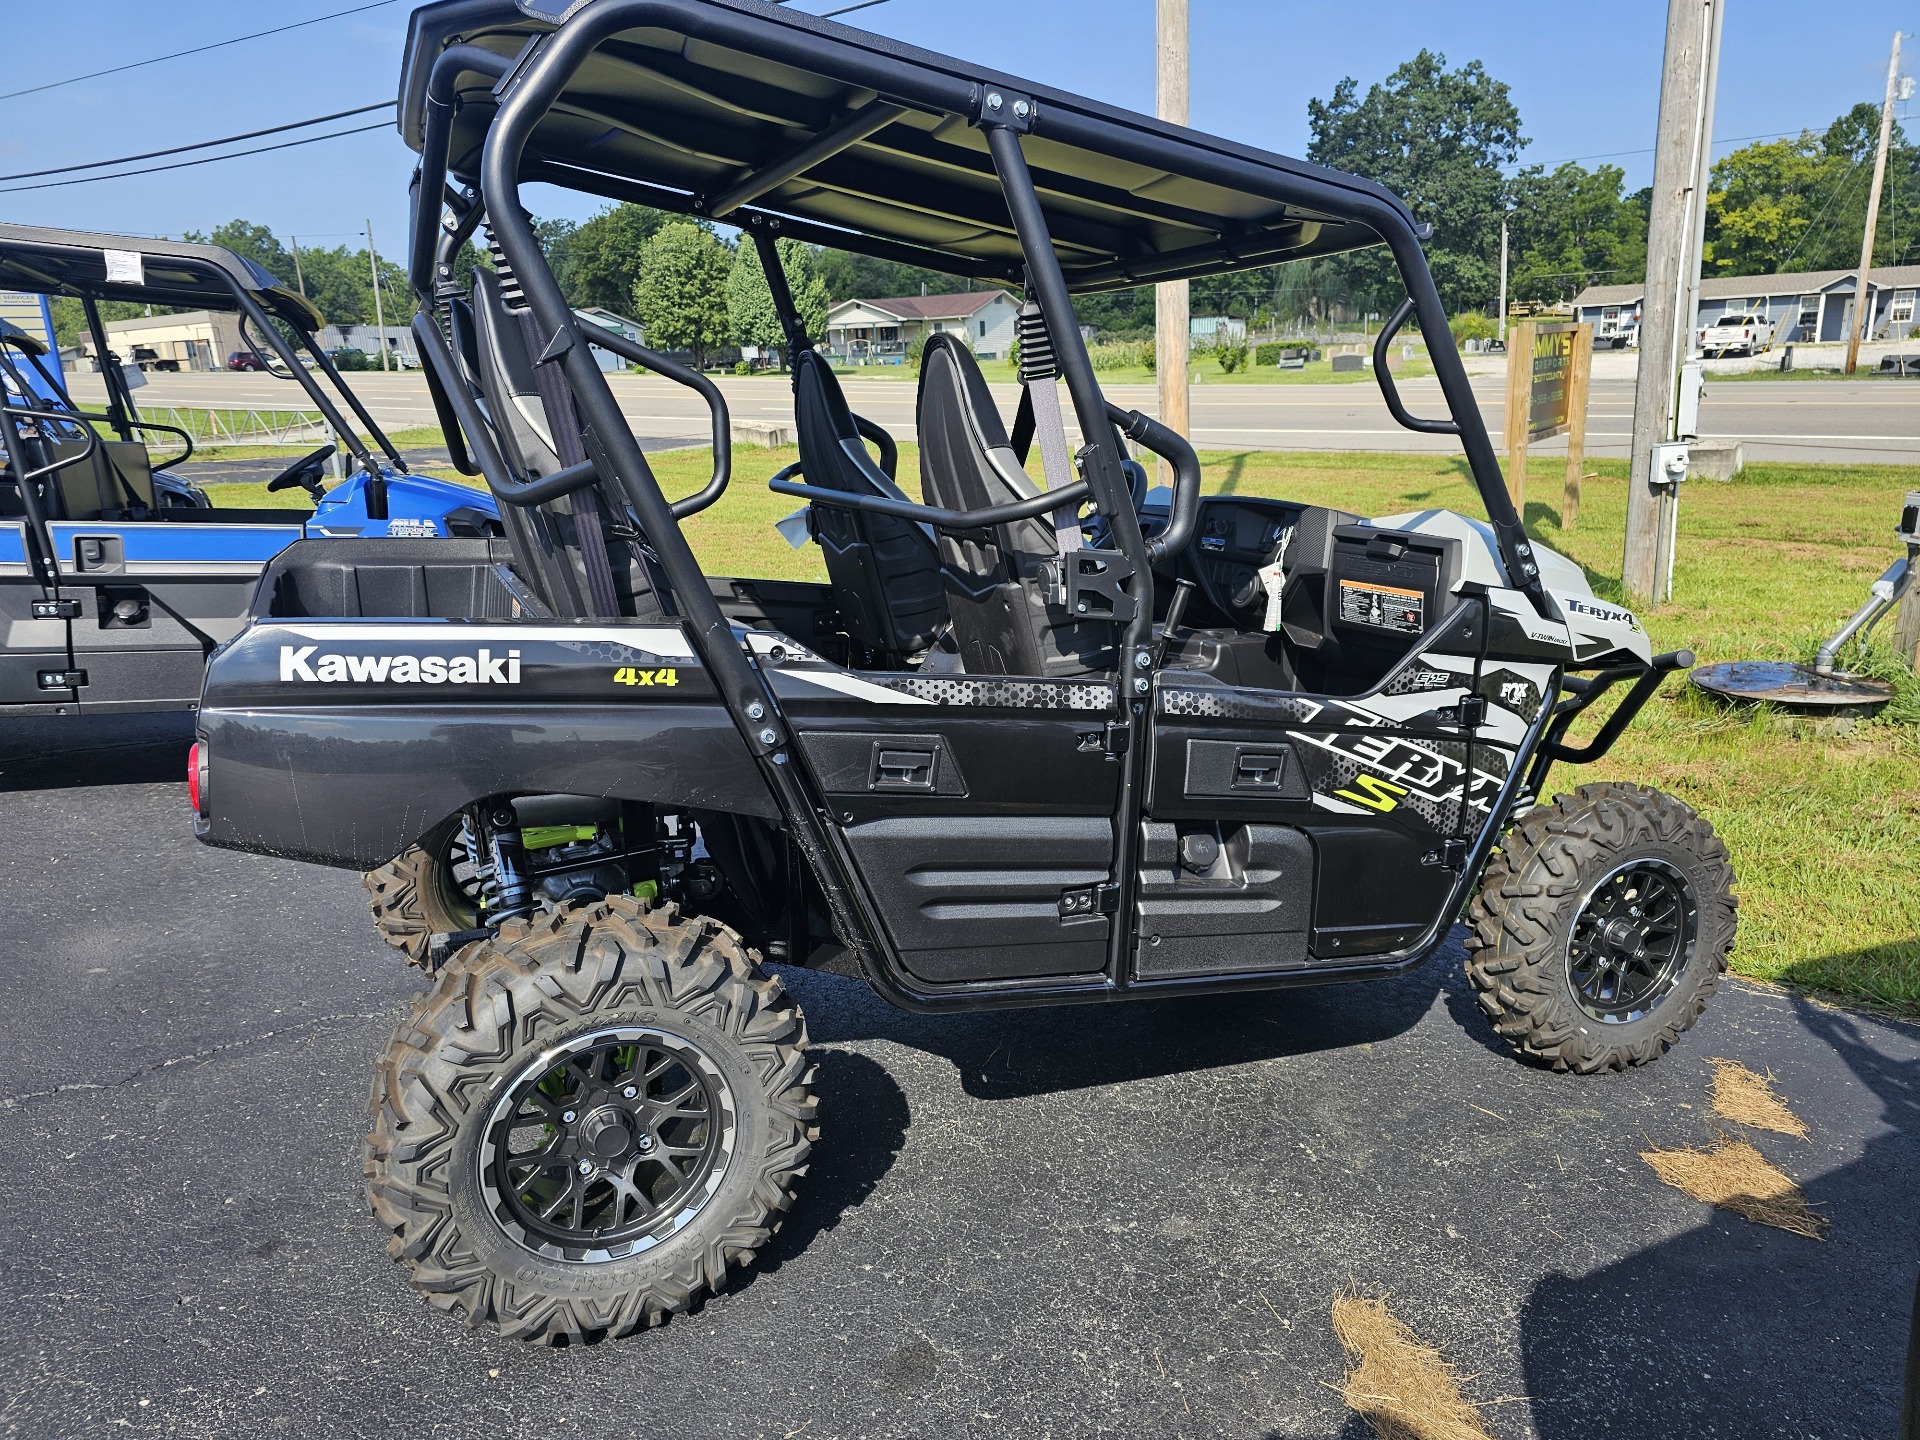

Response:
(364, 895), (816, 1343)
(1463, 781), (1737, 1074)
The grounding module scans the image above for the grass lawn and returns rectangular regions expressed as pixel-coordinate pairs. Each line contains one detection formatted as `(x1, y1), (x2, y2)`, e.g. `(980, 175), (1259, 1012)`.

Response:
(206, 441), (1920, 1015)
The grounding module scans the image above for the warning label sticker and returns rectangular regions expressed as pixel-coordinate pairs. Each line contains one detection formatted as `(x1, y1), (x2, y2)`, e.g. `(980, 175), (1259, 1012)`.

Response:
(1338, 579), (1425, 634)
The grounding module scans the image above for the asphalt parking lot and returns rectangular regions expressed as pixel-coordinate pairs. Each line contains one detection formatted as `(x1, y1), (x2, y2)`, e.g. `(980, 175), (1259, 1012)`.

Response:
(1, 716), (1915, 1439)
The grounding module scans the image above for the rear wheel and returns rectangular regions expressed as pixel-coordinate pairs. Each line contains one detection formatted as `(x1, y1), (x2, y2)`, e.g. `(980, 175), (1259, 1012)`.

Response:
(362, 818), (484, 969)
(364, 896), (815, 1343)
(1463, 782), (1737, 1073)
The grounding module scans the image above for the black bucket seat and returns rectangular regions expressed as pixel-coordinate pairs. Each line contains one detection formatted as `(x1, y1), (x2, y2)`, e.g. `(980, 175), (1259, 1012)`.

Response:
(914, 334), (1112, 676)
(466, 266), (664, 619)
(790, 348), (946, 661)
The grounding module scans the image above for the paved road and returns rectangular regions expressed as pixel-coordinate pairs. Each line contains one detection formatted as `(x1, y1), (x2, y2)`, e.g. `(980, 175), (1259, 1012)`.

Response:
(71, 368), (1920, 466)
(1, 715), (1914, 1439)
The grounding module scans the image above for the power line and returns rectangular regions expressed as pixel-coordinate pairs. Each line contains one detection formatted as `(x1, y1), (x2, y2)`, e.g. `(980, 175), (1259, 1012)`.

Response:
(0, 123), (393, 194)
(0, 1), (401, 102)
(0, 102), (394, 183)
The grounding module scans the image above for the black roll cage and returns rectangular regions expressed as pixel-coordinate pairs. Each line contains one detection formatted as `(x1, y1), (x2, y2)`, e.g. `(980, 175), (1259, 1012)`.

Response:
(396, 0), (1576, 1011)
(0, 230), (409, 523)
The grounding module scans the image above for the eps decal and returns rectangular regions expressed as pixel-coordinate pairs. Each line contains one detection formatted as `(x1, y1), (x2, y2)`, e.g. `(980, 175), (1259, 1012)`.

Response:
(1333, 773), (1411, 813)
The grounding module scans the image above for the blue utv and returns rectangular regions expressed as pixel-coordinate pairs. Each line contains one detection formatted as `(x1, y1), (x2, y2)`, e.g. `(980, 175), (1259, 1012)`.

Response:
(0, 223), (499, 717)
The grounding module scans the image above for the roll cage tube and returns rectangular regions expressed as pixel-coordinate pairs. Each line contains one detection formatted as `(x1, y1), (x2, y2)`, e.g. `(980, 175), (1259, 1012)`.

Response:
(572, 320), (732, 519)
(769, 464), (1091, 531)
(409, 42), (515, 300)
(81, 296), (136, 441)
(1372, 225), (1549, 618)
(478, 10), (907, 987)
(0, 401), (100, 593)
(210, 275), (390, 519)
(1372, 297), (1460, 436)
(982, 115), (1157, 1000)
(409, 310), (599, 507)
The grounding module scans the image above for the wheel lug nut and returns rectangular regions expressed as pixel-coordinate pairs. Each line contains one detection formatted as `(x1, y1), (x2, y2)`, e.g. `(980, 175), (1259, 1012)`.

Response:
(622, 1086), (637, 1100)
(636, 1134), (654, 1152)
(577, 1159), (593, 1176)
(562, 1110), (576, 1124)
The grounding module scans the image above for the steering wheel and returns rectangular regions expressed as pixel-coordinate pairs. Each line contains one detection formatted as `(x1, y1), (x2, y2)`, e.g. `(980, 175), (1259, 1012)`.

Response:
(266, 443), (337, 503)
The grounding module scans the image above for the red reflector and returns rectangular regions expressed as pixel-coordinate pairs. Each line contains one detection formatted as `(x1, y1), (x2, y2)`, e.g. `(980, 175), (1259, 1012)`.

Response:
(187, 741), (202, 813)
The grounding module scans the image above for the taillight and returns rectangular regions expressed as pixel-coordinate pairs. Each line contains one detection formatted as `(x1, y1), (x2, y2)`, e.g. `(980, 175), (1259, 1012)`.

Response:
(188, 741), (206, 815)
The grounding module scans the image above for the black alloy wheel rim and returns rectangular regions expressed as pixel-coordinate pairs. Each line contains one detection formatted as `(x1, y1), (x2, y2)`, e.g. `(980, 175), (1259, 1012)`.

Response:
(1565, 858), (1698, 1024)
(480, 1026), (735, 1263)
(434, 821), (488, 927)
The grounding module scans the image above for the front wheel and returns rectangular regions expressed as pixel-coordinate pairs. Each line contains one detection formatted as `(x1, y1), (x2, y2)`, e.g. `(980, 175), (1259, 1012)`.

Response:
(1463, 782), (1737, 1073)
(364, 896), (816, 1342)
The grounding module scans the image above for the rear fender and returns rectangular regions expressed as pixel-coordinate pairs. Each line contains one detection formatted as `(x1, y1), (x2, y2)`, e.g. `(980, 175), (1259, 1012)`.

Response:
(194, 617), (775, 868)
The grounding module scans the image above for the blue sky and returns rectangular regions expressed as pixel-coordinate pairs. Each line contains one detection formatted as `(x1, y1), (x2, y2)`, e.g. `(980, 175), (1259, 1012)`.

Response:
(1, 0), (1913, 270)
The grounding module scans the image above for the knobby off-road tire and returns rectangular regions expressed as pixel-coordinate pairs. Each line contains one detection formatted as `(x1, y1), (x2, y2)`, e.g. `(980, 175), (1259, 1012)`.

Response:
(1464, 781), (1737, 1074)
(362, 820), (480, 970)
(365, 895), (816, 1343)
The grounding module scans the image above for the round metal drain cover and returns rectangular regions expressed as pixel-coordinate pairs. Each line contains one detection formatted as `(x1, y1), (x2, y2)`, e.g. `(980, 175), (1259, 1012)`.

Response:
(1690, 660), (1894, 717)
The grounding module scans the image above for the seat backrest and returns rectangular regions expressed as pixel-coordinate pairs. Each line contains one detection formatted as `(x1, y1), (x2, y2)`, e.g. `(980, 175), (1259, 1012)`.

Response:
(915, 333), (1110, 676)
(467, 267), (664, 620)
(791, 347), (945, 658)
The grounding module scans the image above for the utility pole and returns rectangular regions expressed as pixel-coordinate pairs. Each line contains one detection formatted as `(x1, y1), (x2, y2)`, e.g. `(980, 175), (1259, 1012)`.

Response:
(1844, 32), (1903, 376)
(366, 218), (390, 372)
(1155, 0), (1189, 483)
(289, 236), (307, 298)
(1680, 0), (1725, 356)
(1497, 209), (1512, 345)
(1623, 0), (1723, 607)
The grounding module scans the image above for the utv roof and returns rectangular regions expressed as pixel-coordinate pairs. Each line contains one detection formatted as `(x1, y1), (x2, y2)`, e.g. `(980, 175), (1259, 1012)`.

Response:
(0, 223), (326, 333)
(398, 0), (1419, 292)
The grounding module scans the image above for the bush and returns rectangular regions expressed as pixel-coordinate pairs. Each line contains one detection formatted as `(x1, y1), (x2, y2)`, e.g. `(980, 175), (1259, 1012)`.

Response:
(733, 360), (753, 375)
(1449, 311), (1498, 344)
(1216, 344), (1248, 374)
(1086, 339), (1156, 371)
(328, 347), (371, 372)
(1253, 341), (1315, 366)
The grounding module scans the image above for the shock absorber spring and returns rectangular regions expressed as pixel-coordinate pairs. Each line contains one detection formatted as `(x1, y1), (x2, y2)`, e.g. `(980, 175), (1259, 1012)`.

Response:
(483, 802), (534, 920)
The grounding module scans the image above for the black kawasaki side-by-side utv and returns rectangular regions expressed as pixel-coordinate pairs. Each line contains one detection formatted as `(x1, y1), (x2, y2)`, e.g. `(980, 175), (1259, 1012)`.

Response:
(192, 0), (1736, 1342)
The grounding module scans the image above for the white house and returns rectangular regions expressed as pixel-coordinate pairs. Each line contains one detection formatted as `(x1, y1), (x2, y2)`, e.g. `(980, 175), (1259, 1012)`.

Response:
(575, 307), (645, 371)
(1572, 264), (1920, 349)
(823, 289), (1020, 364)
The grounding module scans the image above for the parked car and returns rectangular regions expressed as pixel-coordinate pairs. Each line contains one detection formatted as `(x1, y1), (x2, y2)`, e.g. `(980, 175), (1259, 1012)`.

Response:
(128, 344), (179, 372)
(1699, 314), (1772, 357)
(227, 349), (269, 371)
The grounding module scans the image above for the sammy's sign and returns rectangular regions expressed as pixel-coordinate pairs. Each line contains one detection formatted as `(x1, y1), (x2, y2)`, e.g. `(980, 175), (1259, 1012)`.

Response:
(279, 645), (522, 685)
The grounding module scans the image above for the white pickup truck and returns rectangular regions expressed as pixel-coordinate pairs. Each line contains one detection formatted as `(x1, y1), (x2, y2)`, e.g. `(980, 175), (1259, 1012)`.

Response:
(1699, 313), (1774, 357)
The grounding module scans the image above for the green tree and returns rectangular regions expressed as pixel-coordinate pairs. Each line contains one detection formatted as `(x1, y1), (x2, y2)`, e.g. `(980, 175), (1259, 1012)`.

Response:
(1506, 161), (1648, 304)
(1306, 50), (1526, 313)
(566, 204), (670, 311)
(194, 220), (295, 285)
(632, 222), (733, 366)
(726, 238), (829, 362)
(1704, 105), (1919, 276)
(814, 250), (974, 306)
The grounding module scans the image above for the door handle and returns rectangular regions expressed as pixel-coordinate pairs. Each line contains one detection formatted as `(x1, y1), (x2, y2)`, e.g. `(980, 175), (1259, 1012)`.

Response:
(873, 748), (935, 790)
(1232, 751), (1287, 789)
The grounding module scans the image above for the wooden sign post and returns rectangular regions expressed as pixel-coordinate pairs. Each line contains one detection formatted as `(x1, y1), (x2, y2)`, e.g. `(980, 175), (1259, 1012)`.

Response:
(1502, 320), (1593, 527)
(1563, 322), (1593, 529)
(1502, 320), (1535, 513)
